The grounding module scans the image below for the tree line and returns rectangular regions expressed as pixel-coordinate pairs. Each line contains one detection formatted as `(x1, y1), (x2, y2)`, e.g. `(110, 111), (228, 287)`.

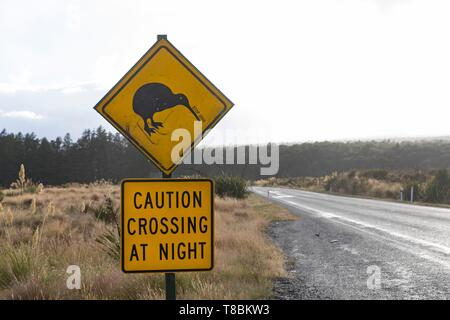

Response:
(1, 127), (450, 186)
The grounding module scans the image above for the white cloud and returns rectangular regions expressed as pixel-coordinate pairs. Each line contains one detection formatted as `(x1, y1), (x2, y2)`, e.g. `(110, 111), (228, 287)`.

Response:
(0, 83), (55, 94)
(61, 86), (87, 94)
(0, 81), (98, 95)
(0, 110), (44, 120)
(1, 0), (450, 142)
(368, 0), (410, 11)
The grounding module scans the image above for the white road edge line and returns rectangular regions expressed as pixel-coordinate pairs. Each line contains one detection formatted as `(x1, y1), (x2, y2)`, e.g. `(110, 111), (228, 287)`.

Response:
(252, 188), (450, 269)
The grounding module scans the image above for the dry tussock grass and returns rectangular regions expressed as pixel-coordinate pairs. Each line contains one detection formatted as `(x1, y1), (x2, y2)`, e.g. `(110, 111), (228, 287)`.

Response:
(0, 184), (294, 300)
(256, 171), (404, 200)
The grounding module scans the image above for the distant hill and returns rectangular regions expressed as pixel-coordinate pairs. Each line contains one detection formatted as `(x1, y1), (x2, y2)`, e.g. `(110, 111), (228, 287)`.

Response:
(392, 135), (450, 142)
(190, 139), (450, 179)
(1, 127), (450, 186)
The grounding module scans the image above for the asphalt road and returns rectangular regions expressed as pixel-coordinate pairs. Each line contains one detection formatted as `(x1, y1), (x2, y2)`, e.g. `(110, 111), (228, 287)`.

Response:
(251, 186), (450, 299)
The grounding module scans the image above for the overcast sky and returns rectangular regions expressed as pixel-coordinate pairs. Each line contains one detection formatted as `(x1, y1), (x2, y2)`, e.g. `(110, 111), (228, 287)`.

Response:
(1, 0), (450, 145)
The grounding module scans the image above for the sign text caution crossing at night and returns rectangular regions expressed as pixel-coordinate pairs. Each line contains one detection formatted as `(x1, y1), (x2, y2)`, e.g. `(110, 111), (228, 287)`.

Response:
(121, 179), (214, 272)
(94, 36), (233, 175)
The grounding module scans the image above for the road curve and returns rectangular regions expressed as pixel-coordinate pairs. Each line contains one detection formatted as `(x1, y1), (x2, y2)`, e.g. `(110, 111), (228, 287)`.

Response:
(251, 186), (450, 299)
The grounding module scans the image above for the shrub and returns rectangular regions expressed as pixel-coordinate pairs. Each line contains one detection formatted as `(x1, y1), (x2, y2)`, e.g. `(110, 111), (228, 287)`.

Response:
(0, 244), (39, 288)
(93, 196), (119, 225)
(92, 195), (121, 261)
(424, 169), (450, 204)
(215, 176), (248, 199)
(96, 228), (120, 261)
(323, 172), (338, 192)
(36, 183), (44, 194)
(350, 179), (360, 195)
(0, 190), (4, 203)
(9, 164), (39, 194)
(347, 170), (356, 179)
(360, 169), (389, 180)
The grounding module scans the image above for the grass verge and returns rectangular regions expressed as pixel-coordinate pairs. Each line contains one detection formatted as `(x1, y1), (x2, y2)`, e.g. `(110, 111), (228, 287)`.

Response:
(0, 185), (295, 299)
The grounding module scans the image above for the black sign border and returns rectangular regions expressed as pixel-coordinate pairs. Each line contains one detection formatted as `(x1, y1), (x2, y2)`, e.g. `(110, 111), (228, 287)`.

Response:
(120, 178), (214, 273)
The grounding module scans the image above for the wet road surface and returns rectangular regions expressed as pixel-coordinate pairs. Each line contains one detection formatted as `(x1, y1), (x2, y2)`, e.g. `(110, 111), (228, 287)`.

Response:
(252, 187), (450, 299)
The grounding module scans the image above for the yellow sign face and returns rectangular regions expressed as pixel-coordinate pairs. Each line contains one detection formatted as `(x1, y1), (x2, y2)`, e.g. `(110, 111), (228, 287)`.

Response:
(121, 179), (214, 272)
(94, 37), (233, 174)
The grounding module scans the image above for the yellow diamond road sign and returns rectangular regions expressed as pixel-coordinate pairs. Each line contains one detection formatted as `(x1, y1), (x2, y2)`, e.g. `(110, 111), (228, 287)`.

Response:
(121, 178), (214, 272)
(94, 36), (234, 174)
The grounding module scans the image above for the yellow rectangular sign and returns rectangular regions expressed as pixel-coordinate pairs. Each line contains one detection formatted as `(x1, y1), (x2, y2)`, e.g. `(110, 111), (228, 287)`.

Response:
(121, 179), (214, 272)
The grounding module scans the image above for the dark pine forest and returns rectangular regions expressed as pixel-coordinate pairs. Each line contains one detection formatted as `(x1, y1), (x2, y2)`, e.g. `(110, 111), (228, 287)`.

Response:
(1, 126), (450, 186)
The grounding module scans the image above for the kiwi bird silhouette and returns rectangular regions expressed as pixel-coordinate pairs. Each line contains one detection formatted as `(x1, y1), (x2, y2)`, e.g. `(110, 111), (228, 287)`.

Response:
(133, 83), (200, 136)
